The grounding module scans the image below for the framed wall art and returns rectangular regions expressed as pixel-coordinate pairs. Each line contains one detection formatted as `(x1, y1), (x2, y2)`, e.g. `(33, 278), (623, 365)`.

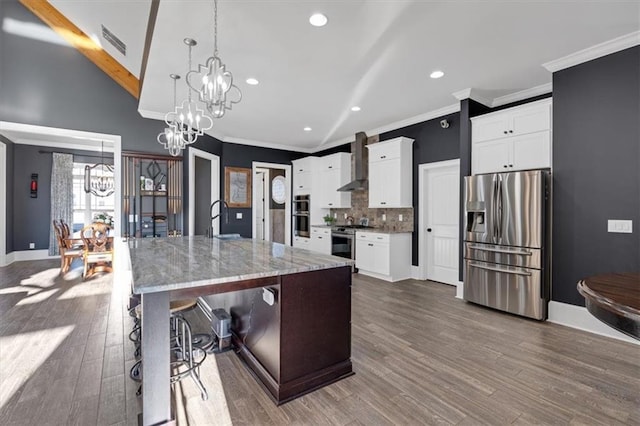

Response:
(225, 167), (252, 208)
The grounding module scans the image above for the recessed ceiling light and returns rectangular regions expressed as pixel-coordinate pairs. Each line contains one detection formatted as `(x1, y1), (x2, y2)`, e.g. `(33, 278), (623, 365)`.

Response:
(309, 13), (328, 27)
(246, 77), (259, 85)
(430, 70), (444, 79)
(303, 127), (312, 132)
(351, 106), (361, 112)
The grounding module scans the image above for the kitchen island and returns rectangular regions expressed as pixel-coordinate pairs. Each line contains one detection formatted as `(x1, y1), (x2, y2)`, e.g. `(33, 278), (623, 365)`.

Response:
(127, 236), (354, 426)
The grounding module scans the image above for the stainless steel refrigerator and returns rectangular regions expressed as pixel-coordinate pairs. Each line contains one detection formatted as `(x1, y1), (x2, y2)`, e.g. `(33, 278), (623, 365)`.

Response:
(463, 169), (551, 320)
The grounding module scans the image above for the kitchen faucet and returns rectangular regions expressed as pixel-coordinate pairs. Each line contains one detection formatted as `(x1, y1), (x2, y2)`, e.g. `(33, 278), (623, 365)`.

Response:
(207, 199), (229, 237)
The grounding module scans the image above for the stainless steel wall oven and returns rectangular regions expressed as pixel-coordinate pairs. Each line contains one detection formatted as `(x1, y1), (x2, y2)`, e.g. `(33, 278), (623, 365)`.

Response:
(293, 195), (310, 237)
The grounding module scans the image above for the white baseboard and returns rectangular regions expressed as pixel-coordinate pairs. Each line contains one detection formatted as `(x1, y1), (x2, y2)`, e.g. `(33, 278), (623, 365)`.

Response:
(456, 281), (464, 299)
(548, 301), (638, 345)
(11, 249), (57, 263)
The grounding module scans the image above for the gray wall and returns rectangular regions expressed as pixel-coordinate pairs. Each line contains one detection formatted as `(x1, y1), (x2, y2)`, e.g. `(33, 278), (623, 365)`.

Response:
(194, 156), (212, 236)
(0, 0), (168, 252)
(10, 145), (114, 251)
(552, 46), (640, 305)
(0, 1), (166, 155)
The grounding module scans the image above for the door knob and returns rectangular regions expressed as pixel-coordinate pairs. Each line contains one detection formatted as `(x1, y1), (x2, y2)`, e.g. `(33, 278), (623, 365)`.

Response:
(427, 228), (432, 232)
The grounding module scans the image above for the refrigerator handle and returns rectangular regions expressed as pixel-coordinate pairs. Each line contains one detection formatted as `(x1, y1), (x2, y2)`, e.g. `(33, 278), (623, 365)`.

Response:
(491, 175), (500, 244)
(497, 174), (503, 242)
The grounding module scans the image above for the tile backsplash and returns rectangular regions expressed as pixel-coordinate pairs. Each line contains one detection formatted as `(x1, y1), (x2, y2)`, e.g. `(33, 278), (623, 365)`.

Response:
(330, 134), (414, 233)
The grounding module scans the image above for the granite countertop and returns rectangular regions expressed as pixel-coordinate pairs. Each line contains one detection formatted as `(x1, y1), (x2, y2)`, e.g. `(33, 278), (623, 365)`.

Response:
(128, 236), (353, 294)
(311, 224), (411, 234)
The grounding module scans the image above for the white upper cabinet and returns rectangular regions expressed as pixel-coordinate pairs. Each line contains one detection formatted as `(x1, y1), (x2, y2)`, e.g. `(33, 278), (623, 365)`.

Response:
(292, 156), (317, 194)
(317, 153), (351, 208)
(472, 98), (552, 142)
(367, 137), (414, 208)
(472, 98), (552, 174)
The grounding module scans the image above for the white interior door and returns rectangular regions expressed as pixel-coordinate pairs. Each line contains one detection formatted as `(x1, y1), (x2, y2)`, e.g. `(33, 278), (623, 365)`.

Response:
(189, 148), (220, 236)
(255, 170), (266, 240)
(424, 162), (460, 285)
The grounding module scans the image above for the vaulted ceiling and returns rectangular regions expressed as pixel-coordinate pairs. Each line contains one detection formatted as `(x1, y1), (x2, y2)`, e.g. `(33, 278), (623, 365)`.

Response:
(22, 1), (640, 152)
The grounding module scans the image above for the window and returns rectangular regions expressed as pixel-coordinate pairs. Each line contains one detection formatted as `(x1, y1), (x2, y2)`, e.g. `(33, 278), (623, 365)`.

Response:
(72, 162), (115, 231)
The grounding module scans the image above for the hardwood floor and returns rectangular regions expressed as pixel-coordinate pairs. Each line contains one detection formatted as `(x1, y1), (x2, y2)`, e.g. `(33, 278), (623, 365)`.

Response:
(1, 259), (638, 425)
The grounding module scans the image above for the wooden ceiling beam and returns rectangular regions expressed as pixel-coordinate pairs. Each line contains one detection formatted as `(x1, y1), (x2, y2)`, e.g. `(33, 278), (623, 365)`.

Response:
(19, 0), (140, 99)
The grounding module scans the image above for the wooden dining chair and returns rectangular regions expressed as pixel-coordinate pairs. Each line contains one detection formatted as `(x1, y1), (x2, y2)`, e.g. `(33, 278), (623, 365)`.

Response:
(80, 223), (114, 279)
(52, 220), (83, 275)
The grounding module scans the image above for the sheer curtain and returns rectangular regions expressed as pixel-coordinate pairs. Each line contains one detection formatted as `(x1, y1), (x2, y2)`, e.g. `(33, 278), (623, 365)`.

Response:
(49, 153), (74, 256)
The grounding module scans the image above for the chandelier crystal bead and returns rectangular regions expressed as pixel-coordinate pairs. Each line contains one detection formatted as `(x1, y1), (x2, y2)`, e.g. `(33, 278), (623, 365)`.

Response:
(187, 0), (241, 118)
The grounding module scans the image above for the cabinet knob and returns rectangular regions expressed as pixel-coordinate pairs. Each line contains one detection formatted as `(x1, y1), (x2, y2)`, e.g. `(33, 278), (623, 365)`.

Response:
(509, 130), (513, 133)
(503, 165), (508, 168)
(503, 131), (508, 134)
(328, 203), (333, 206)
(509, 164), (514, 167)
(298, 185), (303, 188)
(427, 228), (432, 232)
(381, 202), (386, 205)
(380, 155), (386, 159)
(368, 243), (373, 246)
(328, 166), (333, 169)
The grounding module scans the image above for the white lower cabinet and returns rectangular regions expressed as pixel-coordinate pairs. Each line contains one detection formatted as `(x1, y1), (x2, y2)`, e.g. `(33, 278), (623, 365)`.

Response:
(355, 232), (412, 282)
(293, 236), (311, 249)
(310, 227), (331, 255)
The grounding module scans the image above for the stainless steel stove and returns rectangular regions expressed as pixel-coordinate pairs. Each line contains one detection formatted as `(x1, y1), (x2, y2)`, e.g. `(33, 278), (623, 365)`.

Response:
(330, 225), (374, 261)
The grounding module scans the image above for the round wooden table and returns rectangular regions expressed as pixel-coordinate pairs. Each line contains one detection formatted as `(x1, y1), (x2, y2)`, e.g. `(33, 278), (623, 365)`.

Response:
(577, 272), (640, 340)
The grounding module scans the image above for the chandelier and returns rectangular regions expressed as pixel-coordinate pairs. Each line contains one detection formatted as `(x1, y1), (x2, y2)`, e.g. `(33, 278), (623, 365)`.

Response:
(172, 38), (213, 146)
(157, 74), (183, 157)
(84, 141), (115, 197)
(187, 0), (242, 118)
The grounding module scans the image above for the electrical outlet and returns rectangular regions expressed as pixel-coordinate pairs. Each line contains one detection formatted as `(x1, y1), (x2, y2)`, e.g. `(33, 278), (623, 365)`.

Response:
(344, 213), (347, 219)
(29, 242), (35, 249)
(399, 214), (403, 222)
(382, 214), (386, 221)
(334, 213), (337, 219)
(236, 212), (243, 219)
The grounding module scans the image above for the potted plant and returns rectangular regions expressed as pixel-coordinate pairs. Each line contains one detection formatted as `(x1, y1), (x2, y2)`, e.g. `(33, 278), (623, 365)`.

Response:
(323, 214), (336, 226)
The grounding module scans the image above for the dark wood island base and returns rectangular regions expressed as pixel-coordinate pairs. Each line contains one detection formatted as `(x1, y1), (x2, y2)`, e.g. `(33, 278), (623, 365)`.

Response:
(232, 266), (355, 404)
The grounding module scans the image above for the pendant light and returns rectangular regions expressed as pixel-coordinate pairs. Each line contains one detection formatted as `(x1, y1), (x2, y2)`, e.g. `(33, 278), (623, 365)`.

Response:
(157, 74), (184, 157)
(84, 141), (115, 197)
(187, 0), (242, 118)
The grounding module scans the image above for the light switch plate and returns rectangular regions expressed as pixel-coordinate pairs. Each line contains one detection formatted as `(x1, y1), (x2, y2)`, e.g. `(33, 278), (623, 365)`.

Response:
(399, 214), (403, 222)
(236, 212), (242, 219)
(607, 219), (632, 233)
(382, 214), (386, 221)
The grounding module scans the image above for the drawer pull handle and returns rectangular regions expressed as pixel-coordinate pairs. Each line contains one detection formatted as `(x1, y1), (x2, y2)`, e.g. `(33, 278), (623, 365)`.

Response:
(368, 243), (373, 246)
(469, 262), (532, 276)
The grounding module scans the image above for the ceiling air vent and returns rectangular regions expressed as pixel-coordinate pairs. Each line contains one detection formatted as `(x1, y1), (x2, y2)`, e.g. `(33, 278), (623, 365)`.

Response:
(101, 24), (126, 56)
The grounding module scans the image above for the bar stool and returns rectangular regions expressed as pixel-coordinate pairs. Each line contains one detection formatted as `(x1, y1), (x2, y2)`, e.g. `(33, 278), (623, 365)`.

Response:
(129, 299), (209, 401)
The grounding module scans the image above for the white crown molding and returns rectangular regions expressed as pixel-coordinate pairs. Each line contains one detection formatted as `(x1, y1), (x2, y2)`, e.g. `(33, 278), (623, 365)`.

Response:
(366, 104), (461, 138)
(543, 30), (640, 72)
(223, 136), (315, 154)
(451, 88), (492, 107)
(452, 88), (472, 101)
(491, 83), (553, 107)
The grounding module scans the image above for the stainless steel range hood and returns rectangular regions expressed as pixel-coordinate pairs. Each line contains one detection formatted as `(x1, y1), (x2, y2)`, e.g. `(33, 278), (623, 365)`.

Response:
(337, 131), (368, 192)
